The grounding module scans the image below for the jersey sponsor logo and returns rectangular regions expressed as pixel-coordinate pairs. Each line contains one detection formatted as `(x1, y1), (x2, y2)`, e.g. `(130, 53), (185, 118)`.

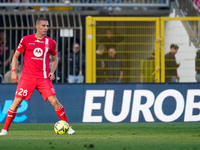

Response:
(33, 48), (43, 57)
(29, 43), (35, 45)
(31, 57), (43, 60)
(35, 40), (44, 43)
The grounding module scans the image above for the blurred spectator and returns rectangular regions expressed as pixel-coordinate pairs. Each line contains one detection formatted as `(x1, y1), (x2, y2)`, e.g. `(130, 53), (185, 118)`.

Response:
(96, 44), (106, 83)
(141, 51), (155, 83)
(105, 48), (123, 83)
(40, 0), (49, 11)
(23, 0), (35, 11)
(50, 57), (65, 83)
(0, 0), (7, 11)
(47, 29), (62, 73)
(12, 0), (35, 11)
(132, 0), (147, 10)
(0, 30), (14, 76)
(195, 49), (200, 82)
(107, 0), (121, 11)
(4, 61), (22, 83)
(66, 43), (85, 83)
(80, 0), (92, 3)
(63, 0), (70, 4)
(0, 0), (34, 11)
(99, 29), (124, 53)
(0, 74), (3, 83)
(47, 29), (63, 83)
(158, 0), (166, 3)
(193, 0), (200, 13)
(165, 44), (180, 83)
(81, 0), (94, 10)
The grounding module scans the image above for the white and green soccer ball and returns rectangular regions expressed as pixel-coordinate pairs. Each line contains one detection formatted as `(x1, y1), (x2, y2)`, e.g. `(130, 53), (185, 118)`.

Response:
(54, 120), (69, 135)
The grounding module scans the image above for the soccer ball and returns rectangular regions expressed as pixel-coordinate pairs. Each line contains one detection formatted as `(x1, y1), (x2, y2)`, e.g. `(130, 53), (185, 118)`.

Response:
(54, 120), (69, 135)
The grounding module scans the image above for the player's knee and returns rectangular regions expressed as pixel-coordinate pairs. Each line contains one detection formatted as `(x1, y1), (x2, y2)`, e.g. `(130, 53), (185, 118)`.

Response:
(10, 97), (23, 111)
(48, 96), (61, 108)
(52, 101), (61, 109)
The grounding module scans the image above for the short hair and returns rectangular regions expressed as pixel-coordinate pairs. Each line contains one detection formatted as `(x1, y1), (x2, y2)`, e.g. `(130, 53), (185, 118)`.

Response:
(98, 44), (105, 50)
(72, 42), (79, 47)
(36, 17), (48, 25)
(108, 47), (116, 51)
(105, 28), (113, 33)
(170, 44), (179, 49)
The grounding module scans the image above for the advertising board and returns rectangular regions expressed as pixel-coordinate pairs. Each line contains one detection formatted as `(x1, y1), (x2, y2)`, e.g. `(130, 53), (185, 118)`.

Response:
(0, 84), (200, 123)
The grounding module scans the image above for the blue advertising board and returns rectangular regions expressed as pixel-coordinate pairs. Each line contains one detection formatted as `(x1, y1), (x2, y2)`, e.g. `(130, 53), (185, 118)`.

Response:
(0, 83), (200, 123)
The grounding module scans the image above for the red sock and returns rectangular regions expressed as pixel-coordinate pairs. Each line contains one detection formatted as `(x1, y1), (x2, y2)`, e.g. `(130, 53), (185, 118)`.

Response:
(4, 109), (17, 131)
(55, 106), (69, 124)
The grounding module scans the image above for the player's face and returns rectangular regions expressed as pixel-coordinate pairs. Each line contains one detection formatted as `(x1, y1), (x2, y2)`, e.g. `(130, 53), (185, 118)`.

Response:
(36, 21), (49, 35)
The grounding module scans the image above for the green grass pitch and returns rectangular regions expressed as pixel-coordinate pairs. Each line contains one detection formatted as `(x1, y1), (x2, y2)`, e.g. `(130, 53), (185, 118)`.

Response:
(0, 123), (200, 150)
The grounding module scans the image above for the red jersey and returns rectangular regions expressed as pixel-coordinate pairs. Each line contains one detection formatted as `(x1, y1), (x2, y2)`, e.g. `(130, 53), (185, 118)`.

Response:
(16, 34), (57, 79)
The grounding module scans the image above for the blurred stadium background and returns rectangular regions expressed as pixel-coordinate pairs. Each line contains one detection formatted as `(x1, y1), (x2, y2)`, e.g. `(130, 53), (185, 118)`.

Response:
(1, 2), (200, 149)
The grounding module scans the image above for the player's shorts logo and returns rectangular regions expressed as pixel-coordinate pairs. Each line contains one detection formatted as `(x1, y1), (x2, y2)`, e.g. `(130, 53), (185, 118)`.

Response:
(51, 88), (56, 94)
(33, 48), (43, 57)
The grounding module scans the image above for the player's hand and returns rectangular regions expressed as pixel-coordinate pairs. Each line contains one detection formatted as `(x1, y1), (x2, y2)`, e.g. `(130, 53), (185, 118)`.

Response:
(48, 72), (55, 81)
(11, 71), (18, 83)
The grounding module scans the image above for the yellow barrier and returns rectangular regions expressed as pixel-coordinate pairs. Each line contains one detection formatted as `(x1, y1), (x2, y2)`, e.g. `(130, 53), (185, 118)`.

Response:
(86, 17), (160, 83)
(86, 17), (200, 83)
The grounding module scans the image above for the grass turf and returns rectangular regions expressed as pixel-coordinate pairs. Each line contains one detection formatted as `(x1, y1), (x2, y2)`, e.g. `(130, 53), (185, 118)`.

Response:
(0, 123), (200, 150)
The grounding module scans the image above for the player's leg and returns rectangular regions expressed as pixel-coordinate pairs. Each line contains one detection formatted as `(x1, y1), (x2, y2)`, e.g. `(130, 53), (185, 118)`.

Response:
(48, 96), (75, 134)
(0, 77), (36, 135)
(37, 79), (69, 122)
(48, 96), (69, 123)
(0, 97), (23, 135)
(38, 78), (75, 134)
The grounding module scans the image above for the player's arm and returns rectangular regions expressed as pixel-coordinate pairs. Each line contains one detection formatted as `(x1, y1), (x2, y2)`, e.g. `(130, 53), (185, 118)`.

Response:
(48, 55), (58, 81)
(11, 50), (21, 83)
(193, 0), (199, 11)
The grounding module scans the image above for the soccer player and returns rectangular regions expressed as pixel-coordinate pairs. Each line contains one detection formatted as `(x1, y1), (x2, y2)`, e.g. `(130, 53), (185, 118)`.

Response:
(0, 17), (75, 135)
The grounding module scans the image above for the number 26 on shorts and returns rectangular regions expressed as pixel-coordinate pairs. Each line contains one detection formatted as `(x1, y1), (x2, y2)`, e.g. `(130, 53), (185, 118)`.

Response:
(18, 88), (28, 96)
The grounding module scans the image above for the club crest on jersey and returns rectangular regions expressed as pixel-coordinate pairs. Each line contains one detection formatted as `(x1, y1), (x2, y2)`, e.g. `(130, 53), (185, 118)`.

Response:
(35, 40), (44, 43)
(33, 48), (43, 57)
